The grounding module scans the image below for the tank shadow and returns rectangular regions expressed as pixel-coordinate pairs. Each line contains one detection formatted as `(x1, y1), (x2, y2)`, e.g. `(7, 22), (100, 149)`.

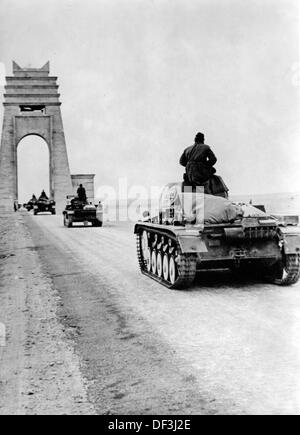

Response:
(62, 225), (99, 229)
(192, 269), (270, 290)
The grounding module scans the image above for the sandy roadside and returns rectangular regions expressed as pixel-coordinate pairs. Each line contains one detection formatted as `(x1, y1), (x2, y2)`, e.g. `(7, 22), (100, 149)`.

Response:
(0, 212), (95, 415)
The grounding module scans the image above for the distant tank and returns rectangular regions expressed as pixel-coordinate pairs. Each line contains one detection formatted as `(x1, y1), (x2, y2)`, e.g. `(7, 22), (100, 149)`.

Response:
(25, 202), (34, 212)
(25, 195), (37, 211)
(135, 182), (300, 289)
(63, 196), (103, 228)
(33, 198), (56, 215)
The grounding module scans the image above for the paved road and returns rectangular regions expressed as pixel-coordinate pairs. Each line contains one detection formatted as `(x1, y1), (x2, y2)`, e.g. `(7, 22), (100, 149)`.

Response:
(25, 213), (300, 415)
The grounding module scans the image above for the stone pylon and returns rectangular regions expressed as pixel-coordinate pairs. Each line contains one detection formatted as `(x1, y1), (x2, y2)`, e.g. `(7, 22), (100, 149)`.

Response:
(0, 61), (72, 212)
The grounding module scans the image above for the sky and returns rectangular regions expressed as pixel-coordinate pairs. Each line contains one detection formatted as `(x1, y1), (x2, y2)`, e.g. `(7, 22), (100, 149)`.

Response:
(0, 0), (299, 202)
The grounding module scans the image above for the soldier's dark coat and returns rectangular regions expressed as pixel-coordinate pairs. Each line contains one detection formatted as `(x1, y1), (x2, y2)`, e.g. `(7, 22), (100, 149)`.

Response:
(77, 185), (87, 202)
(39, 190), (48, 200)
(180, 143), (217, 185)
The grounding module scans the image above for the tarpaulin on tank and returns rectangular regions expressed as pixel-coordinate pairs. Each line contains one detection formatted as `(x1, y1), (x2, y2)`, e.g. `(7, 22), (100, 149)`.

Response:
(184, 194), (244, 224)
(202, 199), (269, 223)
(203, 195), (244, 224)
(239, 204), (268, 218)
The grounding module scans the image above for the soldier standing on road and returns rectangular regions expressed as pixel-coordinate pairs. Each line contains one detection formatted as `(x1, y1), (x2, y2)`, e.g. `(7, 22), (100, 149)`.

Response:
(180, 132), (217, 186)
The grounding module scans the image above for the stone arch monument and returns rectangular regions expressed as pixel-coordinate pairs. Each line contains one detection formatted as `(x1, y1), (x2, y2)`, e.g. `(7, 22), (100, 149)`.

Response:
(0, 61), (73, 212)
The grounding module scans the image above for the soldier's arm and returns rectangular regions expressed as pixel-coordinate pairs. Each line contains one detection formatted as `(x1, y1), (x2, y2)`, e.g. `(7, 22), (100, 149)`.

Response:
(179, 150), (187, 167)
(206, 147), (217, 166)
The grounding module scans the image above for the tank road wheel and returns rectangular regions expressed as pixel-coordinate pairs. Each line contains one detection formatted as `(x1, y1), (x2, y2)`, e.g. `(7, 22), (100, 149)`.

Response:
(157, 252), (163, 278)
(146, 248), (152, 272)
(151, 251), (157, 274)
(267, 254), (300, 286)
(136, 229), (197, 289)
(163, 255), (169, 281)
(141, 231), (149, 258)
(169, 256), (177, 285)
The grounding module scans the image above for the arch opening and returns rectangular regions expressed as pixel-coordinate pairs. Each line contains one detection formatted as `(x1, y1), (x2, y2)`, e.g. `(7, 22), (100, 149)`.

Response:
(17, 135), (50, 205)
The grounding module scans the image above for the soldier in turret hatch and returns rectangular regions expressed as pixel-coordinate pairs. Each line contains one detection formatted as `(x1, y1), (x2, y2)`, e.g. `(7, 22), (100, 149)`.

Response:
(77, 184), (87, 202)
(39, 190), (49, 200)
(180, 132), (217, 186)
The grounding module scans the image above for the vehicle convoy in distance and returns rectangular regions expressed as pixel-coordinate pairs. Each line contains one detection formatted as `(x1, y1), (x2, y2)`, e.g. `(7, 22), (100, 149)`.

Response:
(135, 182), (300, 289)
(33, 198), (56, 215)
(63, 195), (103, 228)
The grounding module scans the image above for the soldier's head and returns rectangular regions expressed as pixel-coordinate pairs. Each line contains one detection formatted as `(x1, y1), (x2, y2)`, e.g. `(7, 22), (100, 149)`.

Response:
(195, 132), (205, 144)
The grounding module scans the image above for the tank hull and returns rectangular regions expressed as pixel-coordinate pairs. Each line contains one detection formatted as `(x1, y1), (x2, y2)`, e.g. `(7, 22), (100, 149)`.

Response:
(135, 182), (300, 289)
(63, 204), (103, 228)
(33, 200), (56, 215)
(135, 220), (300, 289)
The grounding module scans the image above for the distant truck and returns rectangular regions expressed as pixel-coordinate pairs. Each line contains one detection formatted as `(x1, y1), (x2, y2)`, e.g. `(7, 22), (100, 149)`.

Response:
(135, 182), (300, 289)
(33, 198), (56, 215)
(63, 196), (103, 228)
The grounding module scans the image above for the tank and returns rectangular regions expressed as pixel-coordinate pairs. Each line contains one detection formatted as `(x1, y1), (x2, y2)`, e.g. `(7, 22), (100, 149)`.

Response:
(63, 196), (103, 228)
(134, 182), (300, 289)
(25, 196), (37, 211)
(33, 198), (56, 215)
(25, 202), (34, 212)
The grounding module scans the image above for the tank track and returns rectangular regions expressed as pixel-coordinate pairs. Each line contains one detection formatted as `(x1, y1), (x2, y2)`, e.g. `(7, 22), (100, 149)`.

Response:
(273, 254), (300, 286)
(136, 227), (197, 289)
(264, 253), (300, 286)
